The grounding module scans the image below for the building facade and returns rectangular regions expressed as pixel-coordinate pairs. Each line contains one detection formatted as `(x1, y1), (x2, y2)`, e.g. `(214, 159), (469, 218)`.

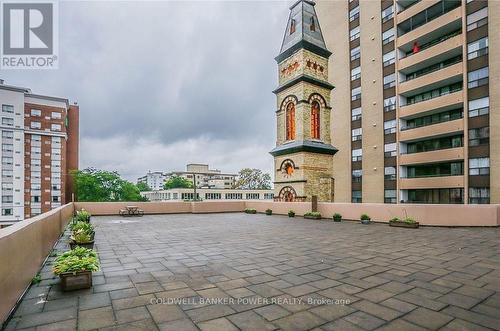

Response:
(139, 164), (237, 191)
(141, 188), (274, 202)
(313, 0), (498, 204)
(270, 0), (338, 202)
(169, 164), (237, 189)
(0, 81), (79, 226)
(137, 171), (167, 191)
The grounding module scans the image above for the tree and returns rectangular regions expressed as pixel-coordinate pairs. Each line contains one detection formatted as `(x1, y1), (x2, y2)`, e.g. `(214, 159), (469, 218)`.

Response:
(72, 168), (147, 202)
(234, 168), (272, 190)
(136, 182), (151, 192)
(163, 176), (193, 190)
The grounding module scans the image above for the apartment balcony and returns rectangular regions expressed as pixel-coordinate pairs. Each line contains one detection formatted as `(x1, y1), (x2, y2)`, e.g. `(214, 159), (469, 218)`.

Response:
(399, 62), (463, 96)
(399, 34), (463, 73)
(399, 146), (464, 165)
(399, 175), (464, 189)
(397, 0), (440, 23)
(397, 6), (462, 51)
(399, 118), (464, 142)
(399, 90), (463, 118)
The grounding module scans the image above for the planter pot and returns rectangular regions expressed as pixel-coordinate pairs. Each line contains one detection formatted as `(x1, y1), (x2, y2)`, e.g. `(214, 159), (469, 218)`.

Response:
(69, 241), (95, 250)
(266, 212), (272, 216)
(59, 271), (93, 291)
(245, 210), (257, 214)
(333, 218), (342, 222)
(361, 219), (371, 225)
(288, 214), (295, 218)
(389, 221), (419, 228)
(304, 215), (321, 220)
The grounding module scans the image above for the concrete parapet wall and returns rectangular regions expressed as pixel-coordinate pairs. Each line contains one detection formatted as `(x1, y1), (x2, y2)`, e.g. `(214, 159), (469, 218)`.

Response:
(247, 201), (500, 227)
(0, 203), (74, 325)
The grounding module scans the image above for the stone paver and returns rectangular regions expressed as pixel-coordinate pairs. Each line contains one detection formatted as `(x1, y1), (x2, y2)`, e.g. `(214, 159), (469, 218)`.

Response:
(5, 213), (500, 331)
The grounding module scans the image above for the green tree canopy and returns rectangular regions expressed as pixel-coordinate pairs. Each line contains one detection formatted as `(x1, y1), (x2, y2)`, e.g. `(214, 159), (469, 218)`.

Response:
(136, 182), (151, 192)
(234, 168), (272, 190)
(163, 176), (193, 189)
(72, 168), (147, 202)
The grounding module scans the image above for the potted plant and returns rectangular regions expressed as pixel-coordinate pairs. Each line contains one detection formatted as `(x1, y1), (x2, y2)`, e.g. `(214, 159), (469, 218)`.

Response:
(70, 230), (95, 250)
(288, 210), (295, 218)
(304, 212), (322, 220)
(265, 209), (272, 215)
(333, 213), (342, 222)
(53, 247), (99, 291)
(70, 221), (95, 237)
(74, 209), (91, 223)
(69, 221), (95, 250)
(244, 208), (257, 214)
(389, 216), (419, 228)
(360, 213), (371, 225)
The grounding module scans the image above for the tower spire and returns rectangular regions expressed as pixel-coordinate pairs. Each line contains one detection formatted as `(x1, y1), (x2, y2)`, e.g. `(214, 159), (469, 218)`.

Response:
(277, 0), (331, 63)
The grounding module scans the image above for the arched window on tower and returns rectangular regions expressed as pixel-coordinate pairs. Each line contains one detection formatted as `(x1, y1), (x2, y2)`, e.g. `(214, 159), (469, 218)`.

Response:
(311, 101), (320, 139)
(290, 19), (296, 35)
(286, 103), (296, 140)
(310, 17), (316, 32)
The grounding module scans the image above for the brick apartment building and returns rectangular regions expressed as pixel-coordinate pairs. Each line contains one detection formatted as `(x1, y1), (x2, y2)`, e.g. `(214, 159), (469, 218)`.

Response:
(0, 80), (79, 226)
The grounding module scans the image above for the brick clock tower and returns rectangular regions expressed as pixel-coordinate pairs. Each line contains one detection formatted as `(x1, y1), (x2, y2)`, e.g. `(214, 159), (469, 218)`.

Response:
(270, 0), (337, 202)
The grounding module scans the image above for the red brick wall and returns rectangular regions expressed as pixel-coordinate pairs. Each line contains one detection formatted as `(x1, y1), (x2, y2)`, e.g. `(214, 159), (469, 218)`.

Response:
(65, 104), (79, 203)
(24, 102), (68, 217)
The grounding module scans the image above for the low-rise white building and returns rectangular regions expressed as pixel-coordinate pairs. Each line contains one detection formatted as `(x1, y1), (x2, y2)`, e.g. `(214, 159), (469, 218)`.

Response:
(141, 188), (274, 202)
(137, 164), (237, 191)
(168, 164), (237, 189)
(137, 171), (166, 191)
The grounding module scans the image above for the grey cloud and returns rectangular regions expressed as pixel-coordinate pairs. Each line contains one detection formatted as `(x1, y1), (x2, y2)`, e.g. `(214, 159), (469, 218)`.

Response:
(2, 1), (290, 180)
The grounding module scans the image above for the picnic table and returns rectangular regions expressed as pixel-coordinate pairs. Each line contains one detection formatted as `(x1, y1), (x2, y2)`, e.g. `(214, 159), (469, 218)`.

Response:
(119, 205), (144, 217)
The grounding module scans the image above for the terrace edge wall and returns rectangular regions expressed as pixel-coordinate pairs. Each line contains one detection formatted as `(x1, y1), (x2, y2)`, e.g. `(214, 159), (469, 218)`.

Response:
(75, 201), (500, 226)
(0, 203), (74, 326)
(246, 201), (500, 226)
(73, 201), (246, 215)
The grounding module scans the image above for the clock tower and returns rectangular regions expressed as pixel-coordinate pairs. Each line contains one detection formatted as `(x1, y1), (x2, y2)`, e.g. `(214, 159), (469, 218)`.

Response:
(270, 0), (337, 202)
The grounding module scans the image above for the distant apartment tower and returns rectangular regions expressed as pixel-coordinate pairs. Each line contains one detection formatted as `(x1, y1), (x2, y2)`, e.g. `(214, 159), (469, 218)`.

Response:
(0, 81), (79, 226)
(316, 0), (498, 204)
(167, 164), (237, 189)
(137, 171), (166, 191)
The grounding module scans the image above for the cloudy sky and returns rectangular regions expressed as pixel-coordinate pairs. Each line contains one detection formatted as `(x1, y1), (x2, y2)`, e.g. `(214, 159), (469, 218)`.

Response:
(2, 0), (291, 181)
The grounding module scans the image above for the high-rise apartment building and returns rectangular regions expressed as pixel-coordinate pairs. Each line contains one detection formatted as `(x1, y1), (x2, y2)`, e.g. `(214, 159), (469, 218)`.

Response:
(0, 81), (79, 227)
(315, 0), (499, 204)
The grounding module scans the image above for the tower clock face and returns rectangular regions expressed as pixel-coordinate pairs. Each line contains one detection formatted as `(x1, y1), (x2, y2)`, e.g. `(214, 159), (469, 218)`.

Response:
(281, 160), (295, 178)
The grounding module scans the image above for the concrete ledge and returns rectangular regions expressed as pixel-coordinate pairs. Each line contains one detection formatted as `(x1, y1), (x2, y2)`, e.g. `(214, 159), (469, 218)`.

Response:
(74, 201), (246, 215)
(247, 201), (500, 227)
(0, 203), (74, 325)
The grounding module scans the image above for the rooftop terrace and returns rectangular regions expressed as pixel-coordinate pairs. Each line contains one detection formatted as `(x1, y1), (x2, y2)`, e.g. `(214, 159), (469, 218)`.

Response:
(4, 212), (500, 331)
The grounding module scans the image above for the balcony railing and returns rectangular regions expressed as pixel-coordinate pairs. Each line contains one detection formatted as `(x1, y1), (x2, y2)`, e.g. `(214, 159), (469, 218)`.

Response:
(397, 0), (422, 13)
(402, 172), (463, 179)
(403, 55), (462, 82)
(402, 84), (462, 107)
(398, 0), (461, 36)
(400, 110), (463, 131)
(403, 30), (461, 59)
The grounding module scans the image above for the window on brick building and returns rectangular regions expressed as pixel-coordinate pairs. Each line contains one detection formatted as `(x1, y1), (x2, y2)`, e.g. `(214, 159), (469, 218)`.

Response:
(286, 103), (296, 140)
(311, 101), (320, 139)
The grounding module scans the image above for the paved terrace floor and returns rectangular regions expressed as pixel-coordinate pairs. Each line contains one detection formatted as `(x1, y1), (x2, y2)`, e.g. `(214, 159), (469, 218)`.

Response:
(5, 213), (500, 331)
